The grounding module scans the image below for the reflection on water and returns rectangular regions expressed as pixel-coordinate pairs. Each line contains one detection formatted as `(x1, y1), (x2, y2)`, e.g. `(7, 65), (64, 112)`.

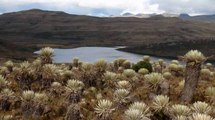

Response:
(35, 47), (172, 63)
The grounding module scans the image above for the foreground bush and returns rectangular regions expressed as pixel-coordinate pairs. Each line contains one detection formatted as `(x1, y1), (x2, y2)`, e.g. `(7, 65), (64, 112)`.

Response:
(132, 61), (152, 72)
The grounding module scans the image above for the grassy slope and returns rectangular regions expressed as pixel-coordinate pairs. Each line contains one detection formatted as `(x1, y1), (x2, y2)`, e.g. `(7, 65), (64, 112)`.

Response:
(0, 40), (37, 62)
(0, 9), (215, 61)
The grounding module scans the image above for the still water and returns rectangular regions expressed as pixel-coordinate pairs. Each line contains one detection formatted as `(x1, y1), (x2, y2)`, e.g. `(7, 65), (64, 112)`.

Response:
(36, 47), (172, 63)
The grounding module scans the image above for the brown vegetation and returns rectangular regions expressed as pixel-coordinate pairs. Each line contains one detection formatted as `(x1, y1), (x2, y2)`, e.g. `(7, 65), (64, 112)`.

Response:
(0, 47), (215, 120)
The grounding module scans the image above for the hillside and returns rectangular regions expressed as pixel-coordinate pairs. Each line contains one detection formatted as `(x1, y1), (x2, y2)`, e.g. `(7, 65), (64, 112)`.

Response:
(1, 9), (215, 61)
(179, 13), (215, 22)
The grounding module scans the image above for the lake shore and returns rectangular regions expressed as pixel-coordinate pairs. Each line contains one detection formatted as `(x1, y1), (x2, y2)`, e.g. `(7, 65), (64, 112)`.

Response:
(35, 47), (175, 63)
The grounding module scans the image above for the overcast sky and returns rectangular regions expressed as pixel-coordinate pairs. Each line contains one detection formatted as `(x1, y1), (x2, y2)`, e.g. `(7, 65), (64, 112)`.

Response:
(0, 0), (215, 16)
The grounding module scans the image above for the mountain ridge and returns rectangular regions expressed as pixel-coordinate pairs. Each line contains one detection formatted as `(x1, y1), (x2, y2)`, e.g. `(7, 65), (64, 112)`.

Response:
(0, 9), (215, 61)
(116, 12), (215, 22)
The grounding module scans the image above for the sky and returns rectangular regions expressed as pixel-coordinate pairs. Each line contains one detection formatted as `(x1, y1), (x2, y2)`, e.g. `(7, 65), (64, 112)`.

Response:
(0, 0), (215, 16)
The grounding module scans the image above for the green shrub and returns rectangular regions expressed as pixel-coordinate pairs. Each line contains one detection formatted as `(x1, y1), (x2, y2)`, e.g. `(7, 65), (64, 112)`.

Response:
(132, 61), (152, 72)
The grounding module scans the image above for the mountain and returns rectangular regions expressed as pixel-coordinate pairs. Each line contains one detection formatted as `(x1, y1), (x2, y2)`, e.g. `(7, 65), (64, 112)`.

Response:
(0, 9), (215, 61)
(179, 13), (215, 22)
(122, 12), (134, 16)
(117, 13), (179, 18)
(162, 13), (179, 17)
(119, 12), (155, 18)
(119, 12), (215, 22)
(179, 13), (190, 19)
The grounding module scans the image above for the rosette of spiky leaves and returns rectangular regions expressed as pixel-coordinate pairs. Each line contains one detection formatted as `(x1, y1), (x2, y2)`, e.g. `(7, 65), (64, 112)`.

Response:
(95, 99), (115, 120)
(1, 88), (14, 96)
(51, 81), (62, 89)
(152, 95), (169, 112)
(61, 70), (74, 82)
(0, 66), (9, 77)
(66, 79), (84, 103)
(34, 93), (48, 104)
(103, 71), (117, 81)
(0, 115), (14, 120)
(78, 62), (98, 87)
(200, 68), (211, 80)
(168, 63), (184, 77)
(113, 58), (127, 70)
(171, 60), (179, 65)
(14, 61), (35, 90)
(163, 72), (172, 80)
(39, 47), (54, 64)
(42, 64), (59, 80)
(116, 80), (132, 90)
(170, 104), (191, 118)
(22, 90), (35, 101)
(189, 113), (214, 120)
(0, 88), (15, 111)
(191, 101), (212, 115)
(19, 61), (33, 73)
(205, 63), (213, 71)
(32, 58), (42, 72)
(174, 115), (187, 120)
(138, 68), (149, 76)
(205, 63), (213, 68)
(114, 89), (130, 104)
(0, 75), (9, 90)
(4, 60), (14, 72)
(154, 62), (162, 73)
(81, 62), (93, 71)
(183, 50), (206, 63)
(158, 59), (164, 65)
(103, 71), (117, 87)
(144, 73), (165, 90)
(88, 86), (97, 94)
(66, 79), (84, 92)
(41, 64), (59, 88)
(205, 87), (215, 103)
(123, 60), (132, 69)
(21, 90), (35, 119)
(72, 57), (82, 68)
(94, 59), (108, 73)
(205, 87), (215, 96)
(143, 55), (150, 62)
(129, 102), (151, 117)
(178, 79), (185, 90)
(124, 108), (150, 120)
(50, 82), (62, 97)
(96, 93), (103, 100)
(123, 69), (137, 79)
(200, 69), (211, 76)
(33, 93), (49, 119)
(168, 64), (181, 72)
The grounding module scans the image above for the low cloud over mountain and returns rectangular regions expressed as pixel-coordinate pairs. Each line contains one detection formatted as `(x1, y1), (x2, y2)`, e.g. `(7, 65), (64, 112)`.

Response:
(0, 0), (215, 16)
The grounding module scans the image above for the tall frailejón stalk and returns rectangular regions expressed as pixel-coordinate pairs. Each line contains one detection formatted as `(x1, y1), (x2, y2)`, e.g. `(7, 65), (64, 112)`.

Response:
(179, 50), (207, 103)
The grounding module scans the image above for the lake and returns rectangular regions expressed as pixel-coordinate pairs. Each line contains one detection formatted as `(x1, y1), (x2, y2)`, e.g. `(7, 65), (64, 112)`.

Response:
(35, 47), (172, 63)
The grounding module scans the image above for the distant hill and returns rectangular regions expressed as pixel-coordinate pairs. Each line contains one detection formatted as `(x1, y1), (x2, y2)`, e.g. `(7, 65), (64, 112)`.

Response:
(119, 12), (215, 22)
(121, 12), (156, 18)
(118, 13), (178, 18)
(122, 12), (134, 16)
(179, 13), (215, 22)
(0, 9), (215, 61)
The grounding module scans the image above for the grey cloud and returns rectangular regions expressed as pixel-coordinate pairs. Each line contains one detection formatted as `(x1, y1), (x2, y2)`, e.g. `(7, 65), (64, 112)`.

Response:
(151, 0), (215, 15)
(0, 0), (215, 16)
